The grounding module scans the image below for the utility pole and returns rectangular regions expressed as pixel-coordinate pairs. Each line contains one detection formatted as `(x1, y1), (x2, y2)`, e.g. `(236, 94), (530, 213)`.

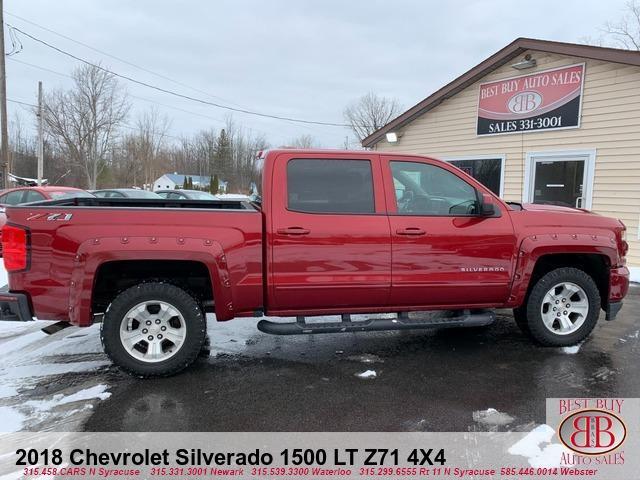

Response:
(0, 0), (9, 189)
(37, 81), (43, 186)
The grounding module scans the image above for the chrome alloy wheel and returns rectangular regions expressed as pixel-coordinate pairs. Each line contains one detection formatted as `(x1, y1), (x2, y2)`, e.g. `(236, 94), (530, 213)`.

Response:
(540, 282), (589, 335)
(119, 300), (187, 363)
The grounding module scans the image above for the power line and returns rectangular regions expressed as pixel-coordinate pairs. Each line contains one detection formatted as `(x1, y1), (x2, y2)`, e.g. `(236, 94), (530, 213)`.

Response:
(9, 56), (327, 139)
(8, 97), (182, 140)
(7, 57), (281, 137)
(8, 23), (354, 128)
(5, 11), (246, 108)
(8, 57), (73, 78)
(4, 15), (350, 138)
(8, 98), (36, 108)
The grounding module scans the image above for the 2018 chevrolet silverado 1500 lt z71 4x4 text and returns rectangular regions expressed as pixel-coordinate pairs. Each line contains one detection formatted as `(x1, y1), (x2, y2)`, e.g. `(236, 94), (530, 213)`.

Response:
(0, 150), (630, 376)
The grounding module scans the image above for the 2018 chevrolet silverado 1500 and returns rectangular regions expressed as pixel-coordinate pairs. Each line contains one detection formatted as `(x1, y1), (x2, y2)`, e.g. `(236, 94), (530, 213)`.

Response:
(0, 150), (630, 376)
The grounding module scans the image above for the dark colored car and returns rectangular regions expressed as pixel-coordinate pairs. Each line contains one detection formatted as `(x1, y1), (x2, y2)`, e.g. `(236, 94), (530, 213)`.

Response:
(92, 189), (162, 199)
(155, 189), (219, 200)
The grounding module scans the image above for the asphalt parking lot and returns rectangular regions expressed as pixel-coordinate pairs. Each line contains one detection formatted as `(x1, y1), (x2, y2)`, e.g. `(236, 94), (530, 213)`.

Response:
(81, 285), (640, 432)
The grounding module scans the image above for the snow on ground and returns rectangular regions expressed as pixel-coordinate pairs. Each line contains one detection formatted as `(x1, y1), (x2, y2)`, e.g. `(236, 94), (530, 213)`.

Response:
(217, 193), (250, 200)
(629, 266), (639, 284)
(355, 370), (377, 379)
(206, 314), (262, 356)
(0, 320), (111, 432)
(508, 424), (569, 468)
(472, 408), (515, 427)
(0, 263), (112, 432)
(347, 353), (384, 364)
(0, 406), (25, 432)
(24, 384), (111, 410)
(561, 344), (581, 354)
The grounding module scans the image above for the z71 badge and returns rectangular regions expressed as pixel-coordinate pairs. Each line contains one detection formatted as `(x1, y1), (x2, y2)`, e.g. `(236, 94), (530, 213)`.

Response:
(26, 212), (73, 221)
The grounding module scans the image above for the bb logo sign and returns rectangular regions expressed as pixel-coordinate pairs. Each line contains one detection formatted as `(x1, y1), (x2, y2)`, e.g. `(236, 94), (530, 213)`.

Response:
(507, 91), (542, 114)
(559, 409), (626, 455)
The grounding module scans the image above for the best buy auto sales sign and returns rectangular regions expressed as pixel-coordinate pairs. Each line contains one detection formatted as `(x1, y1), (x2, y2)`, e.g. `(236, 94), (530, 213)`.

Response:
(477, 63), (584, 135)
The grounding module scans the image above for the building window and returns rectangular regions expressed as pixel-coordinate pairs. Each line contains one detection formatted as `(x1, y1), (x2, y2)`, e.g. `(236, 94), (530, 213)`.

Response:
(447, 156), (504, 196)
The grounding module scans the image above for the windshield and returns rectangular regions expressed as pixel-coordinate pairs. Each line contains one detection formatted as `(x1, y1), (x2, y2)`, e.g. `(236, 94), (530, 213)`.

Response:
(49, 190), (95, 199)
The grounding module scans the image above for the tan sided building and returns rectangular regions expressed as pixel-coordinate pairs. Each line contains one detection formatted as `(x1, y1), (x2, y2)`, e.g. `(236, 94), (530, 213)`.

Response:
(363, 38), (640, 281)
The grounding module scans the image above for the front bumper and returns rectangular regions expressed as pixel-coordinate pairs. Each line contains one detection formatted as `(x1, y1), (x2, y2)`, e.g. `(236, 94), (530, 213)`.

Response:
(605, 266), (630, 321)
(609, 266), (630, 302)
(0, 291), (33, 321)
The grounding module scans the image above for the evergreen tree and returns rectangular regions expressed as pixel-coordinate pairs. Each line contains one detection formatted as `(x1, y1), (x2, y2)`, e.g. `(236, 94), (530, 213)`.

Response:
(210, 174), (219, 194)
(214, 129), (232, 190)
(182, 177), (188, 189)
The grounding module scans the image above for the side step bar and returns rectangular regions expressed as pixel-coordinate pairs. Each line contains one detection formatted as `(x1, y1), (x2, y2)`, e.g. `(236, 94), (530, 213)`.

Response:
(257, 309), (495, 335)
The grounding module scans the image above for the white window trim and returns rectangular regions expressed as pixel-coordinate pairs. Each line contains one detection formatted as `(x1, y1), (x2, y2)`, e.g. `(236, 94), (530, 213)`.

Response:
(523, 149), (596, 210)
(443, 154), (506, 197)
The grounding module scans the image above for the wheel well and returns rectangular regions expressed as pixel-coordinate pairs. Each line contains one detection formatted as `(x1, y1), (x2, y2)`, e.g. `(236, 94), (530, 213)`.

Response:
(529, 253), (610, 309)
(92, 260), (214, 314)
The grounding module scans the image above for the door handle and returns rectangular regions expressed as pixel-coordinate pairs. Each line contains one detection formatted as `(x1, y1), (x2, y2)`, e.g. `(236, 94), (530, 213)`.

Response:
(396, 227), (426, 236)
(277, 227), (311, 235)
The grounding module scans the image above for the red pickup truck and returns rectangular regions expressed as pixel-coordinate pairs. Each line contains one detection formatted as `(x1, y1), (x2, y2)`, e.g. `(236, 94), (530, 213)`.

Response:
(0, 150), (630, 376)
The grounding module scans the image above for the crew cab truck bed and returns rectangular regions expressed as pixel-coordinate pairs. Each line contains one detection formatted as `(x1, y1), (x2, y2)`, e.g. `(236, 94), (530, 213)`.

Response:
(0, 150), (630, 377)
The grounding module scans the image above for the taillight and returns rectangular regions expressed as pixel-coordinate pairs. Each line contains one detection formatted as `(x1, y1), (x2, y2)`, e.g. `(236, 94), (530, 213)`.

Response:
(2, 225), (29, 271)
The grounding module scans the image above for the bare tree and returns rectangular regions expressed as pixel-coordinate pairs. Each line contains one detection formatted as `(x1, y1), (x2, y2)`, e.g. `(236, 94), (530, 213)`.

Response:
(343, 92), (402, 142)
(133, 108), (171, 188)
(602, 0), (640, 50)
(286, 134), (317, 149)
(43, 63), (130, 189)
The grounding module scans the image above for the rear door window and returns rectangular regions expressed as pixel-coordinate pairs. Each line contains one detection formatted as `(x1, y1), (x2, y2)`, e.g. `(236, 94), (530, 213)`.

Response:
(287, 159), (374, 214)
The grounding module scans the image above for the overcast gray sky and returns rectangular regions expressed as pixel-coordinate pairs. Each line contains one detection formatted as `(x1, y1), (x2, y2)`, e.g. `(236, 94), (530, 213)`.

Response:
(4, 0), (629, 148)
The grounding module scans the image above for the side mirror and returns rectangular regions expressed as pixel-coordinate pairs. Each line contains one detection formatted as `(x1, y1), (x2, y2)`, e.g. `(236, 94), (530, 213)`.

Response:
(480, 193), (496, 216)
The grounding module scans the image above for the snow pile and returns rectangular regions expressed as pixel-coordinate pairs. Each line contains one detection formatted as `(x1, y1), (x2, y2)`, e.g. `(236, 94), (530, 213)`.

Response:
(25, 384), (111, 410)
(355, 370), (377, 379)
(561, 344), (581, 354)
(472, 408), (515, 426)
(508, 424), (567, 467)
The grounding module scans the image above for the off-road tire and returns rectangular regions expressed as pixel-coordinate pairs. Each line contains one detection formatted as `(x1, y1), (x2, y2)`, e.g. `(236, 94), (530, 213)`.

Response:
(101, 282), (206, 377)
(524, 267), (600, 347)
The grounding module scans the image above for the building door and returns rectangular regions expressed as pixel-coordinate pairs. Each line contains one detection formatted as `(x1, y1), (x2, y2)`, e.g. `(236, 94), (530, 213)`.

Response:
(525, 151), (595, 209)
